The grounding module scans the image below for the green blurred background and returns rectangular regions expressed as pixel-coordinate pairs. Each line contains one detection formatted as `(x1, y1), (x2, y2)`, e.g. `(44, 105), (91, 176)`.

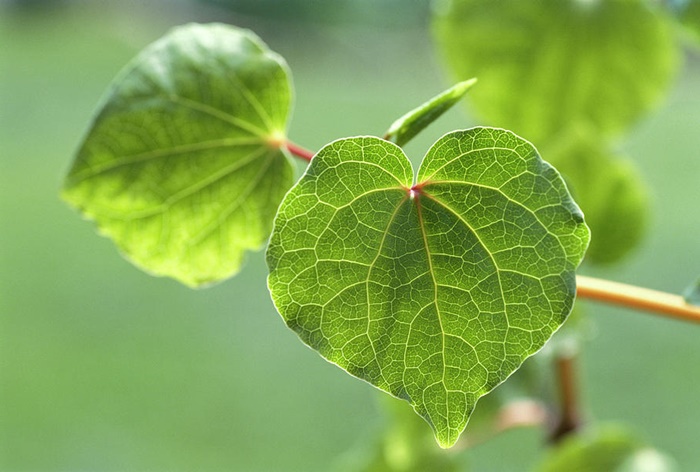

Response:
(1, 1), (698, 470)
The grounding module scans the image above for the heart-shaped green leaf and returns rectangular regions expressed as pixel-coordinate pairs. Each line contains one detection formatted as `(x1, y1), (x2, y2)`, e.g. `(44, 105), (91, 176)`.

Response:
(433, 0), (679, 143)
(267, 127), (590, 447)
(62, 23), (294, 287)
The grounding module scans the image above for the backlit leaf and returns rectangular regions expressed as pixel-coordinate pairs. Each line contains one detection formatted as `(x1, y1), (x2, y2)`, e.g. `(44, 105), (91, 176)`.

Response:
(63, 23), (294, 287)
(267, 127), (589, 447)
(385, 79), (477, 147)
(433, 0), (679, 143)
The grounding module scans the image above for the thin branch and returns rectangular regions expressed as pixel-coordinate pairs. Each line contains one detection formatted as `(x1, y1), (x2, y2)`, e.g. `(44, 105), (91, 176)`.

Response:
(576, 275), (700, 324)
(284, 140), (314, 162)
(550, 353), (581, 443)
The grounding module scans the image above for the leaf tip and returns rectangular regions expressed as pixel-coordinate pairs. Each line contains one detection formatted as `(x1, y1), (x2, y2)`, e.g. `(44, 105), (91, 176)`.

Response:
(435, 430), (460, 450)
(456, 76), (478, 91)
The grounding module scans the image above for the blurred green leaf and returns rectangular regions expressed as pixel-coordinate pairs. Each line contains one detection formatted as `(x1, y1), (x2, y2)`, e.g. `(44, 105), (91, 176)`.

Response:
(684, 278), (700, 305)
(62, 23), (294, 287)
(677, 0), (700, 45)
(354, 397), (462, 472)
(433, 0), (679, 144)
(385, 78), (477, 147)
(618, 448), (677, 472)
(543, 129), (649, 265)
(536, 426), (675, 472)
(199, 0), (431, 27)
(267, 128), (589, 448)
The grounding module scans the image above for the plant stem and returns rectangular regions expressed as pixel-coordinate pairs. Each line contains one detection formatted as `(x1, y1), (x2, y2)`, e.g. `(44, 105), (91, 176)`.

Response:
(284, 140), (314, 161)
(550, 353), (581, 443)
(576, 275), (700, 324)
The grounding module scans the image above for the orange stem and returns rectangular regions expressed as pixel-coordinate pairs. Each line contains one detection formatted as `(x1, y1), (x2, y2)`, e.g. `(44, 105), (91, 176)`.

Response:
(576, 275), (700, 324)
(550, 353), (581, 443)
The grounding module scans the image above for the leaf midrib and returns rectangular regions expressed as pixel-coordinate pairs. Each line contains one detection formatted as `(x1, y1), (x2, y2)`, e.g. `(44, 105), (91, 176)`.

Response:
(68, 137), (266, 185)
(185, 148), (279, 248)
(414, 193), (450, 434)
(166, 94), (269, 137)
(93, 146), (269, 222)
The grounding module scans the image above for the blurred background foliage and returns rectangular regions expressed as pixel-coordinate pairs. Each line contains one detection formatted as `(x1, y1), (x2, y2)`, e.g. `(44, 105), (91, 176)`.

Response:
(1, 0), (699, 470)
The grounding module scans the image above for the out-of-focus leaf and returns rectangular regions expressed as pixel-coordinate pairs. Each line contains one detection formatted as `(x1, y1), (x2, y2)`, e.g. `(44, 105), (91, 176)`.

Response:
(544, 129), (649, 265)
(63, 23), (294, 287)
(433, 0), (679, 144)
(618, 448), (677, 472)
(676, 0), (700, 45)
(536, 426), (675, 472)
(684, 278), (700, 306)
(267, 127), (590, 447)
(355, 396), (462, 472)
(385, 79), (477, 147)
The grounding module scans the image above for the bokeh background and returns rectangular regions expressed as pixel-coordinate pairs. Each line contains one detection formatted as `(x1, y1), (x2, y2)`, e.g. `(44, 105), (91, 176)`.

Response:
(1, 0), (699, 470)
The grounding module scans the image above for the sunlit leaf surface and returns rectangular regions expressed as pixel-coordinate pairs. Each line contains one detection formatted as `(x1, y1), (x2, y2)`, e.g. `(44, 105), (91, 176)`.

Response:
(267, 128), (589, 447)
(63, 23), (294, 287)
